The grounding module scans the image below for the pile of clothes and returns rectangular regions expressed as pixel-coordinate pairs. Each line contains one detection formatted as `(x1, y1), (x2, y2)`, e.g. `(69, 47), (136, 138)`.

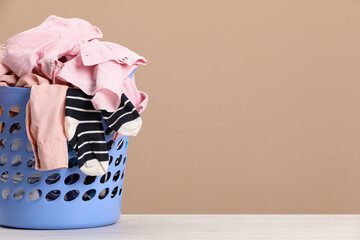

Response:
(0, 15), (148, 176)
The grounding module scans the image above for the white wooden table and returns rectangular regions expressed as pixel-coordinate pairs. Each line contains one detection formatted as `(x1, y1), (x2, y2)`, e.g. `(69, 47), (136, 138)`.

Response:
(1, 214), (360, 239)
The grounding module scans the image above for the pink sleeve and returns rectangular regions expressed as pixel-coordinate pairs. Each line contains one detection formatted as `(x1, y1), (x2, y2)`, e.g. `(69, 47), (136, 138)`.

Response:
(26, 84), (69, 171)
(123, 73), (148, 114)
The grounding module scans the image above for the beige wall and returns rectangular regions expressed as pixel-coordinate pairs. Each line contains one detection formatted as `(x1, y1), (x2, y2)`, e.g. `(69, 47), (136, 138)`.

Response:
(1, 0), (360, 213)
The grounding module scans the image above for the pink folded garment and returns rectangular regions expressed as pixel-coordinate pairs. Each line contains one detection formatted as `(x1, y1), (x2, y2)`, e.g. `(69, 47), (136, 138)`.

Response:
(1, 43), (70, 88)
(3, 15), (148, 112)
(26, 83), (69, 171)
(3, 15), (102, 78)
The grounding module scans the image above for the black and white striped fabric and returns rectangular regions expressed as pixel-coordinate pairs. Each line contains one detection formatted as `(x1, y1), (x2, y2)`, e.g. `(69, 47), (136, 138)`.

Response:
(65, 88), (142, 176)
(102, 93), (142, 136)
(65, 88), (109, 176)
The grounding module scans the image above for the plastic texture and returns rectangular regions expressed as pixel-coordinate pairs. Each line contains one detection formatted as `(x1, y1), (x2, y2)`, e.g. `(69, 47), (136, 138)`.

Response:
(0, 86), (129, 229)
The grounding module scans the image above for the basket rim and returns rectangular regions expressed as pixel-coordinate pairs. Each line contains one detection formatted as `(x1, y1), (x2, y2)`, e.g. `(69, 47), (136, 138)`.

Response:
(0, 86), (30, 93)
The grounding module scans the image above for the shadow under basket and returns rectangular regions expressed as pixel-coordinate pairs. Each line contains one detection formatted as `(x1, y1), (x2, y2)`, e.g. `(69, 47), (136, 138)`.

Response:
(0, 86), (129, 229)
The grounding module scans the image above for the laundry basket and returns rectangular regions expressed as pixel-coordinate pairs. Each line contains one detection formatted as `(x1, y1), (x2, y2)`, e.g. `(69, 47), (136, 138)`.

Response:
(0, 86), (129, 229)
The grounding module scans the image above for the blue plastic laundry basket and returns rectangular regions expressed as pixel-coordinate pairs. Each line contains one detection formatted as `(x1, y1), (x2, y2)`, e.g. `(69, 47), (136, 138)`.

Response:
(0, 86), (129, 229)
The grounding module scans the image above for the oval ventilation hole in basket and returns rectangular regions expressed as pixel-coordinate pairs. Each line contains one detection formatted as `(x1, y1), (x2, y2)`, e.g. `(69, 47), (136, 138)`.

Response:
(28, 189), (42, 201)
(121, 171), (125, 180)
(11, 155), (22, 167)
(119, 187), (123, 196)
(27, 157), (35, 168)
(115, 154), (122, 166)
(45, 190), (61, 201)
(13, 188), (25, 200)
(117, 139), (124, 150)
(0, 138), (6, 150)
(8, 106), (20, 118)
(100, 172), (111, 184)
(113, 170), (120, 182)
(1, 171), (9, 183)
(9, 122), (21, 134)
(64, 173), (80, 185)
(0, 154), (8, 166)
(12, 172), (24, 184)
(0, 105), (3, 118)
(111, 186), (118, 198)
(0, 122), (5, 134)
(123, 156), (127, 165)
(98, 188), (109, 200)
(64, 190), (79, 202)
(10, 139), (21, 151)
(83, 175), (96, 185)
(107, 140), (114, 150)
(108, 156), (113, 166)
(45, 173), (61, 185)
(27, 173), (41, 184)
(26, 142), (33, 152)
(1, 187), (10, 199)
(82, 189), (96, 201)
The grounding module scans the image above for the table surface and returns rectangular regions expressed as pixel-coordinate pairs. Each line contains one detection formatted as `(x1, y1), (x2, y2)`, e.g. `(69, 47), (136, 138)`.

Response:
(1, 214), (360, 239)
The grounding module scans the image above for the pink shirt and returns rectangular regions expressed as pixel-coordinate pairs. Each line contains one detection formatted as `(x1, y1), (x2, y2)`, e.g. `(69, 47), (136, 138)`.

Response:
(56, 39), (147, 112)
(3, 15), (148, 112)
(3, 15), (102, 78)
